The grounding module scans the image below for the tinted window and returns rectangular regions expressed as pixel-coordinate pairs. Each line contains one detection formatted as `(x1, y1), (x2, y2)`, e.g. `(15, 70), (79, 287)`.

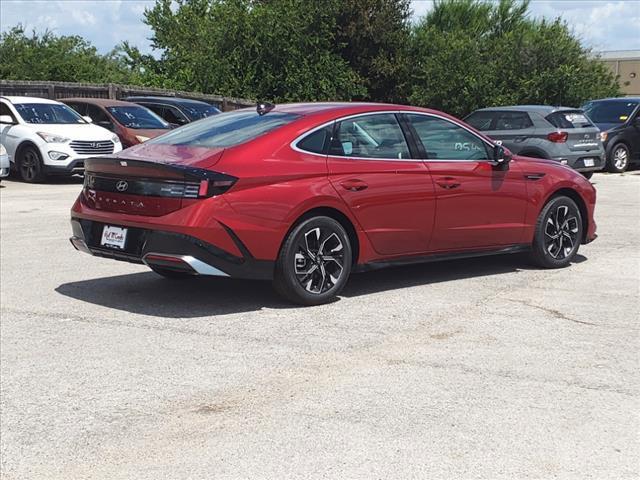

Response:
(107, 106), (169, 129)
(181, 103), (221, 120)
(86, 104), (110, 124)
(297, 125), (332, 154)
(408, 114), (490, 161)
(141, 103), (165, 118)
(329, 114), (410, 159)
(493, 111), (533, 130)
(0, 102), (17, 121)
(582, 101), (638, 124)
(163, 106), (189, 125)
(65, 102), (87, 116)
(546, 111), (593, 129)
(464, 111), (496, 131)
(14, 103), (86, 124)
(147, 110), (300, 148)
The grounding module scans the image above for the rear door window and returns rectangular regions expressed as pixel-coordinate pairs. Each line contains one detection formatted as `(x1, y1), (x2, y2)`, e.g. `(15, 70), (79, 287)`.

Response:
(328, 114), (410, 160)
(464, 111), (496, 131)
(546, 111), (593, 129)
(493, 111), (533, 130)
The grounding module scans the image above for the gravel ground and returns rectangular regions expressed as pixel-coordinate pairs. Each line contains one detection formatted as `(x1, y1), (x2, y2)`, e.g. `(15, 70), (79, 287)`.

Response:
(1, 172), (639, 480)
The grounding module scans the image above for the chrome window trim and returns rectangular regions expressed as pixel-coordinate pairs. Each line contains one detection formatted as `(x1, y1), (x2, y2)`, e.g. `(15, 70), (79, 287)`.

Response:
(290, 110), (497, 163)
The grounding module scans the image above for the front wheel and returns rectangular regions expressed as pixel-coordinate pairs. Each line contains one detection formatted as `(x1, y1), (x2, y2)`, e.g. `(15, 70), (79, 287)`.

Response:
(608, 143), (630, 173)
(18, 146), (46, 183)
(529, 196), (583, 269)
(273, 216), (352, 305)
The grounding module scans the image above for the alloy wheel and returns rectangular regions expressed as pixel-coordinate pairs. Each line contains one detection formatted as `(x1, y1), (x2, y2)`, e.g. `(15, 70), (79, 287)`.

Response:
(613, 146), (629, 171)
(294, 227), (345, 294)
(20, 150), (39, 181)
(544, 205), (580, 260)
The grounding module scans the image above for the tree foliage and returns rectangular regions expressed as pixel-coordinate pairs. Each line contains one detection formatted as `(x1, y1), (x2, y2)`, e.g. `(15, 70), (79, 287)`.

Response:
(0, 0), (621, 112)
(409, 0), (620, 116)
(0, 26), (134, 83)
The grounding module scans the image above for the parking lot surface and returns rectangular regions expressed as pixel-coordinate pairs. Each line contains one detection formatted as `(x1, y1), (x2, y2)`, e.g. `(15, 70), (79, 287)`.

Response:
(1, 173), (639, 479)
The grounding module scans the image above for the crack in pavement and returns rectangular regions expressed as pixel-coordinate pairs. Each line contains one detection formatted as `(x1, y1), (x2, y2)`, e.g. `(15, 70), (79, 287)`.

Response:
(503, 299), (599, 326)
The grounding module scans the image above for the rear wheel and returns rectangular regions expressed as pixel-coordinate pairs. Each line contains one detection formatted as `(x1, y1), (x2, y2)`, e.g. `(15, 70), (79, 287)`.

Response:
(273, 216), (352, 305)
(530, 196), (583, 269)
(607, 143), (630, 173)
(18, 146), (45, 183)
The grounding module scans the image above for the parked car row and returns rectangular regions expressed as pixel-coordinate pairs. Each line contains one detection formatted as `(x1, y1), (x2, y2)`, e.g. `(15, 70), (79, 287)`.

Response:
(0, 95), (221, 182)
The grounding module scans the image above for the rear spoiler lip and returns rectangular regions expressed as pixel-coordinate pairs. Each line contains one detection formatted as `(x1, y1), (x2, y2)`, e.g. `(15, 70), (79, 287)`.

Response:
(83, 156), (228, 181)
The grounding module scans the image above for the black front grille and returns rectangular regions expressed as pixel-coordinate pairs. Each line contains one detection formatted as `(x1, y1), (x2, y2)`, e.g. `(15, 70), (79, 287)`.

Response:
(85, 174), (200, 198)
(70, 140), (114, 155)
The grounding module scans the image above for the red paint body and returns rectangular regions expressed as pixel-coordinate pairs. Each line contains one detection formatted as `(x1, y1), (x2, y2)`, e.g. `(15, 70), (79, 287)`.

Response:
(71, 103), (597, 275)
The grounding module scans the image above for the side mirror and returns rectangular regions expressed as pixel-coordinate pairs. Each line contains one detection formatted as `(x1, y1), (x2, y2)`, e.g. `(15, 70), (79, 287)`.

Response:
(493, 144), (512, 168)
(82, 116), (93, 123)
(0, 115), (15, 125)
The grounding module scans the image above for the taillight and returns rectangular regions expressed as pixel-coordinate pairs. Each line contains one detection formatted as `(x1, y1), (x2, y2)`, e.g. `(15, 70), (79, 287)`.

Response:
(196, 173), (238, 198)
(547, 131), (568, 143)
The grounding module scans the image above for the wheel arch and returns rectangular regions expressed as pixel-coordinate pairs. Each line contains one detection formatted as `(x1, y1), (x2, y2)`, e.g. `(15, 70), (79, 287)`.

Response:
(518, 147), (549, 159)
(283, 206), (360, 266)
(14, 140), (42, 164)
(544, 188), (589, 242)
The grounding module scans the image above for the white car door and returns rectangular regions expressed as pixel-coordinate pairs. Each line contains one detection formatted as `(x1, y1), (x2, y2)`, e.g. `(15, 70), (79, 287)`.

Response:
(0, 100), (22, 162)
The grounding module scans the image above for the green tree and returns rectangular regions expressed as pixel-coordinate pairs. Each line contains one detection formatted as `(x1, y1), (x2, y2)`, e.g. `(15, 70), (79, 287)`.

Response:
(409, 0), (620, 117)
(0, 26), (134, 83)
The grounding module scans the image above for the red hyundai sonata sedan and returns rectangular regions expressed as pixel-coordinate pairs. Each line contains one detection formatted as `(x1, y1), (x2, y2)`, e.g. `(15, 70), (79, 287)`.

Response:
(70, 102), (597, 305)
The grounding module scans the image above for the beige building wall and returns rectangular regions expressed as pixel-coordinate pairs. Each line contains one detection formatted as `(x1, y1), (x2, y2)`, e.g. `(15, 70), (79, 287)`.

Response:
(599, 51), (640, 96)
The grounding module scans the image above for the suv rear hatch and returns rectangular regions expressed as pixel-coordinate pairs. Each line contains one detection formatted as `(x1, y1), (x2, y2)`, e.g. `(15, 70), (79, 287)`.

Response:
(545, 110), (601, 153)
(81, 154), (236, 217)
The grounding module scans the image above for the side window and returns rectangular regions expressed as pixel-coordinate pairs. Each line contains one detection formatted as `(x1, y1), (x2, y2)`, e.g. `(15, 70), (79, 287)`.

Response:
(0, 102), (17, 122)
(296, 125), (332, 154)
(408, 114), (491, 161)
(329, 113), (410, 160)
(142, 103), (165, 118)
(464, 111), (496, 131)
(86, 104), (113, 130)
(163, 106), (189, 125)
(66, 102), (86, 116)
(494, 111), (533, 130)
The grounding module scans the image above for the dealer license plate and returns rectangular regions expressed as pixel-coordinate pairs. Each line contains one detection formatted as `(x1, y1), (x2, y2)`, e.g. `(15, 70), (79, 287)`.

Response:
(101, 225), (128, 250)
(583, 158), (595, 167)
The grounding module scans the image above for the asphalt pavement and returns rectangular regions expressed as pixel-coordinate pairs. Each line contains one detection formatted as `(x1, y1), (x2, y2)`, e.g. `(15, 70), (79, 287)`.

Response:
(1, 172), (639, 479)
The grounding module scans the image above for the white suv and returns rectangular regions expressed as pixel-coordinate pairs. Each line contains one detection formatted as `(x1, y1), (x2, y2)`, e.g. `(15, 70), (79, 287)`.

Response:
(0, 96), (122, 182)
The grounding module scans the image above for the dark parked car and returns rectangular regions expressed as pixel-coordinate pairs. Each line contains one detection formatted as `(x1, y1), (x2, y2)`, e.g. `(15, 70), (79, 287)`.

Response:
(465, 106), (605, 179)
(124, 96), (221, 126)
(62, 98), (171, 149)
(70, 102), (597, 305)
(581, 97), (640, 173)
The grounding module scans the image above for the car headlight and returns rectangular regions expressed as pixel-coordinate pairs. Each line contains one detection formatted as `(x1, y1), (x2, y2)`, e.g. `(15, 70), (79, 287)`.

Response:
(599, 131), (608, 142)
(0, 144), (6, 155)
(135, 135), (150, 143)
(111, 135), (121, 144)
(37, 132), (70, 143)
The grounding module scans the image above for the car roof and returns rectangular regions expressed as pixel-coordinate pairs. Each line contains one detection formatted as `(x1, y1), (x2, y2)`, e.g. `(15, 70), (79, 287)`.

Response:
(124, 96), (214, 106)
(472, 105), (582, 115)
(1, 96), (61, 105)
(585, 97), (640, 103)
(61, 97), (141, 107)
(237, 102), (437, 117)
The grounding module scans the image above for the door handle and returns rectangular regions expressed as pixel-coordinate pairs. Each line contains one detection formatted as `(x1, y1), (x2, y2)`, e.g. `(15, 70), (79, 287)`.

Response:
(435, 177), (461, 189)
(340, 179), (368, 192)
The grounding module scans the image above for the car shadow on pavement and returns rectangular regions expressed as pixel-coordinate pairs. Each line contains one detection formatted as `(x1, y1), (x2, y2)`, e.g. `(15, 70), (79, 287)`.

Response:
(55, 253), (586, 318)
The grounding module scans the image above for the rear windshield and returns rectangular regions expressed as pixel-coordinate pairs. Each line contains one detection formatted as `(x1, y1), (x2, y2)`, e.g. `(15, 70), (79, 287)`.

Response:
(546, 111), (593, 129)
(15, 103), (86, 124)
(582, 100), (638, 124)
(107, 106), (169, 130)
(147, 110), (300, 148)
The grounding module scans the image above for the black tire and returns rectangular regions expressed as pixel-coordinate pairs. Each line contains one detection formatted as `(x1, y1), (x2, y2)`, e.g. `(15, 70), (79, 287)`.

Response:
(607, 143), (630, 173)
(581, 171), (594, 180)
(529, 196), (583, 269)
(149, 266), (195, 279)
(273, 216), (352, 305)
(18, 145), (45, 183)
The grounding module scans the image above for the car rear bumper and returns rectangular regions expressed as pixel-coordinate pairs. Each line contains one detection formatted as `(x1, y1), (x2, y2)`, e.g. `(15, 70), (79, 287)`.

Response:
(70, 218), (274, 280)
(553, 153), (606, 172)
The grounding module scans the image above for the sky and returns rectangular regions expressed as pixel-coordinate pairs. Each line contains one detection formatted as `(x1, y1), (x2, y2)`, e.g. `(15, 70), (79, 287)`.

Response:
(0, 0), (639, 55)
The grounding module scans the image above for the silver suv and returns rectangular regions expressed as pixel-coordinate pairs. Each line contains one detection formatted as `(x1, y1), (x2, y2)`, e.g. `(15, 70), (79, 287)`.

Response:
(465, 105), (605, 178)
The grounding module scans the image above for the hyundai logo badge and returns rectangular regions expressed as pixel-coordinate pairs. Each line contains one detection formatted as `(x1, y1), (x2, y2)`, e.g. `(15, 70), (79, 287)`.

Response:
(115, 180), (129, 192)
